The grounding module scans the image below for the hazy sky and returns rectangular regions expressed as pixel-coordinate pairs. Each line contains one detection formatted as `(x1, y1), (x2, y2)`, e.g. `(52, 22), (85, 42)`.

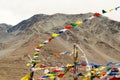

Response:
(0, 0), (120, 25)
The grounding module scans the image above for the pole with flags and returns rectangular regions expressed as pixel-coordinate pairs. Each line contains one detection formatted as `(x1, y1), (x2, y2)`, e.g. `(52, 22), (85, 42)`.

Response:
(73, 44), (78, 80)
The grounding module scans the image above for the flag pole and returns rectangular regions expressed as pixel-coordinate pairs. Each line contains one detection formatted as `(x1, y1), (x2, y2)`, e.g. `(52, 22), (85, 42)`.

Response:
(73, 44), (78, 80)
(30, 63), (36, 80)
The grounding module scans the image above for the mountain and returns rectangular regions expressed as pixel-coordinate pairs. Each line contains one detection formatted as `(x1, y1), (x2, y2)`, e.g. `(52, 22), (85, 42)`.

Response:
(7, 14), (48, 33)
(0, 23), (12, 39)
(0, 13), (120, 80)
(0, 23), (13, 52)
(0, 23), (12, 31)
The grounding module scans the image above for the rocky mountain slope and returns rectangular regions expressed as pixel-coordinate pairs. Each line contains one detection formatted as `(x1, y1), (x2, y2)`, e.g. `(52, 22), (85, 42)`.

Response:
(0, 23), (12, 40)
(0, 13), (120, 80)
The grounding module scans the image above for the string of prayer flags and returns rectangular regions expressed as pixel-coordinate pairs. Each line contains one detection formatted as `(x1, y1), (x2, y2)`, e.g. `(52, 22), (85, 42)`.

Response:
(101, 6), (120, 14)
(35, 62), (120, 80)
(31, 5), (120, 63)
(30, 5), (120, 63)
(23, 5), (120, 80)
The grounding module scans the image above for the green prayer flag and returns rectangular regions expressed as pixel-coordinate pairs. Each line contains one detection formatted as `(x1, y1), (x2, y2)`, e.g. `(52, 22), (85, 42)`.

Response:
(106, 67), (111, 71)
(70, 23), (77, 27)
(51, 36), (55, 39)
(95, 73), (99, 76)
(49, 72), (55, 74)
(102, 10), (107, 14)
(34, 58), (39, 60)
(74, 62), (78, 65)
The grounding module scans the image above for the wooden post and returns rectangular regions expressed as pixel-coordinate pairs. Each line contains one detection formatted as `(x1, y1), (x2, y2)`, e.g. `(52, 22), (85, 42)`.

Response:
(30, 63), (36, 80)
(73, 44), (78, 80)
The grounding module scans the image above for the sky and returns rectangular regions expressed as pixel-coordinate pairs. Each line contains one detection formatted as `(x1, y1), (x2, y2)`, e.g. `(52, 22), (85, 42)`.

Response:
(0, 0), (120, 25)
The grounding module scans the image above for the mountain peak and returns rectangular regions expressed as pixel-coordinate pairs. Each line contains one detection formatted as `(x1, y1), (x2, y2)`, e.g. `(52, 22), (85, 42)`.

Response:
(7, 14), (48, 33)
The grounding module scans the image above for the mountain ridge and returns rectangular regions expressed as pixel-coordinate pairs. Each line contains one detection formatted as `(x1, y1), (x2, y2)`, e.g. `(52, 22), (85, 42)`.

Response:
(0, 13), (120, 80)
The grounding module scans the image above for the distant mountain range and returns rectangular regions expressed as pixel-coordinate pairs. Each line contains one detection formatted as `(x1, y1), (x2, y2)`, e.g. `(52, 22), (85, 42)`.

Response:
(0, 13), (120, 80)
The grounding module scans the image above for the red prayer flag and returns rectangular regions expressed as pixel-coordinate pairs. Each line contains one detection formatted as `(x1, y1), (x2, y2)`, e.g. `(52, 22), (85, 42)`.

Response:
(58, 74), (64, 78)
(36, 46), (41, 49)
(65, 25), (72, 29)
(111, 67), (118, 70)
(53, 53), (59, 57)
(100, 72), (106, 76)
(48, 38), (52, 42)
(82, 63), (87, 66)
(53, 69), (61, 73)
(94, 13), (101, 17)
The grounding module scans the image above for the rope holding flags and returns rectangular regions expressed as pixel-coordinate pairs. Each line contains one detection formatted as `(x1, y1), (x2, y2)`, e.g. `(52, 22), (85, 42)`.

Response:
(21, 5), (120, 80)
(31, 5), (120, 64)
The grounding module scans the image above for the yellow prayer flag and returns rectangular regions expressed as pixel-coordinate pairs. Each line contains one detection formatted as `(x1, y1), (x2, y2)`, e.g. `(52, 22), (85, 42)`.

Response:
(46, 74), (54, 76)
(99, 66), (106, 71)
(34, 52), (39, 55)
(66, 64), (74, 67)
(83, 77), (89, 80)
(21, 74), (30, 80)
(52, 33), (59, 37)
(79, 76), (84, 79)
(109, 9), (113, 12)
(49, 75), (55, 79)
(39, 44), (45, 47)
(94, 68), (99, 72)
(26, 63), (31, 67)
(75, 21), (83, 25)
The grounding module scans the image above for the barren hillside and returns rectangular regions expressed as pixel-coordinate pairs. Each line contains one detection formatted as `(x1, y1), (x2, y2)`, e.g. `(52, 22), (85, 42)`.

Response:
(0, 13), (120, 80)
